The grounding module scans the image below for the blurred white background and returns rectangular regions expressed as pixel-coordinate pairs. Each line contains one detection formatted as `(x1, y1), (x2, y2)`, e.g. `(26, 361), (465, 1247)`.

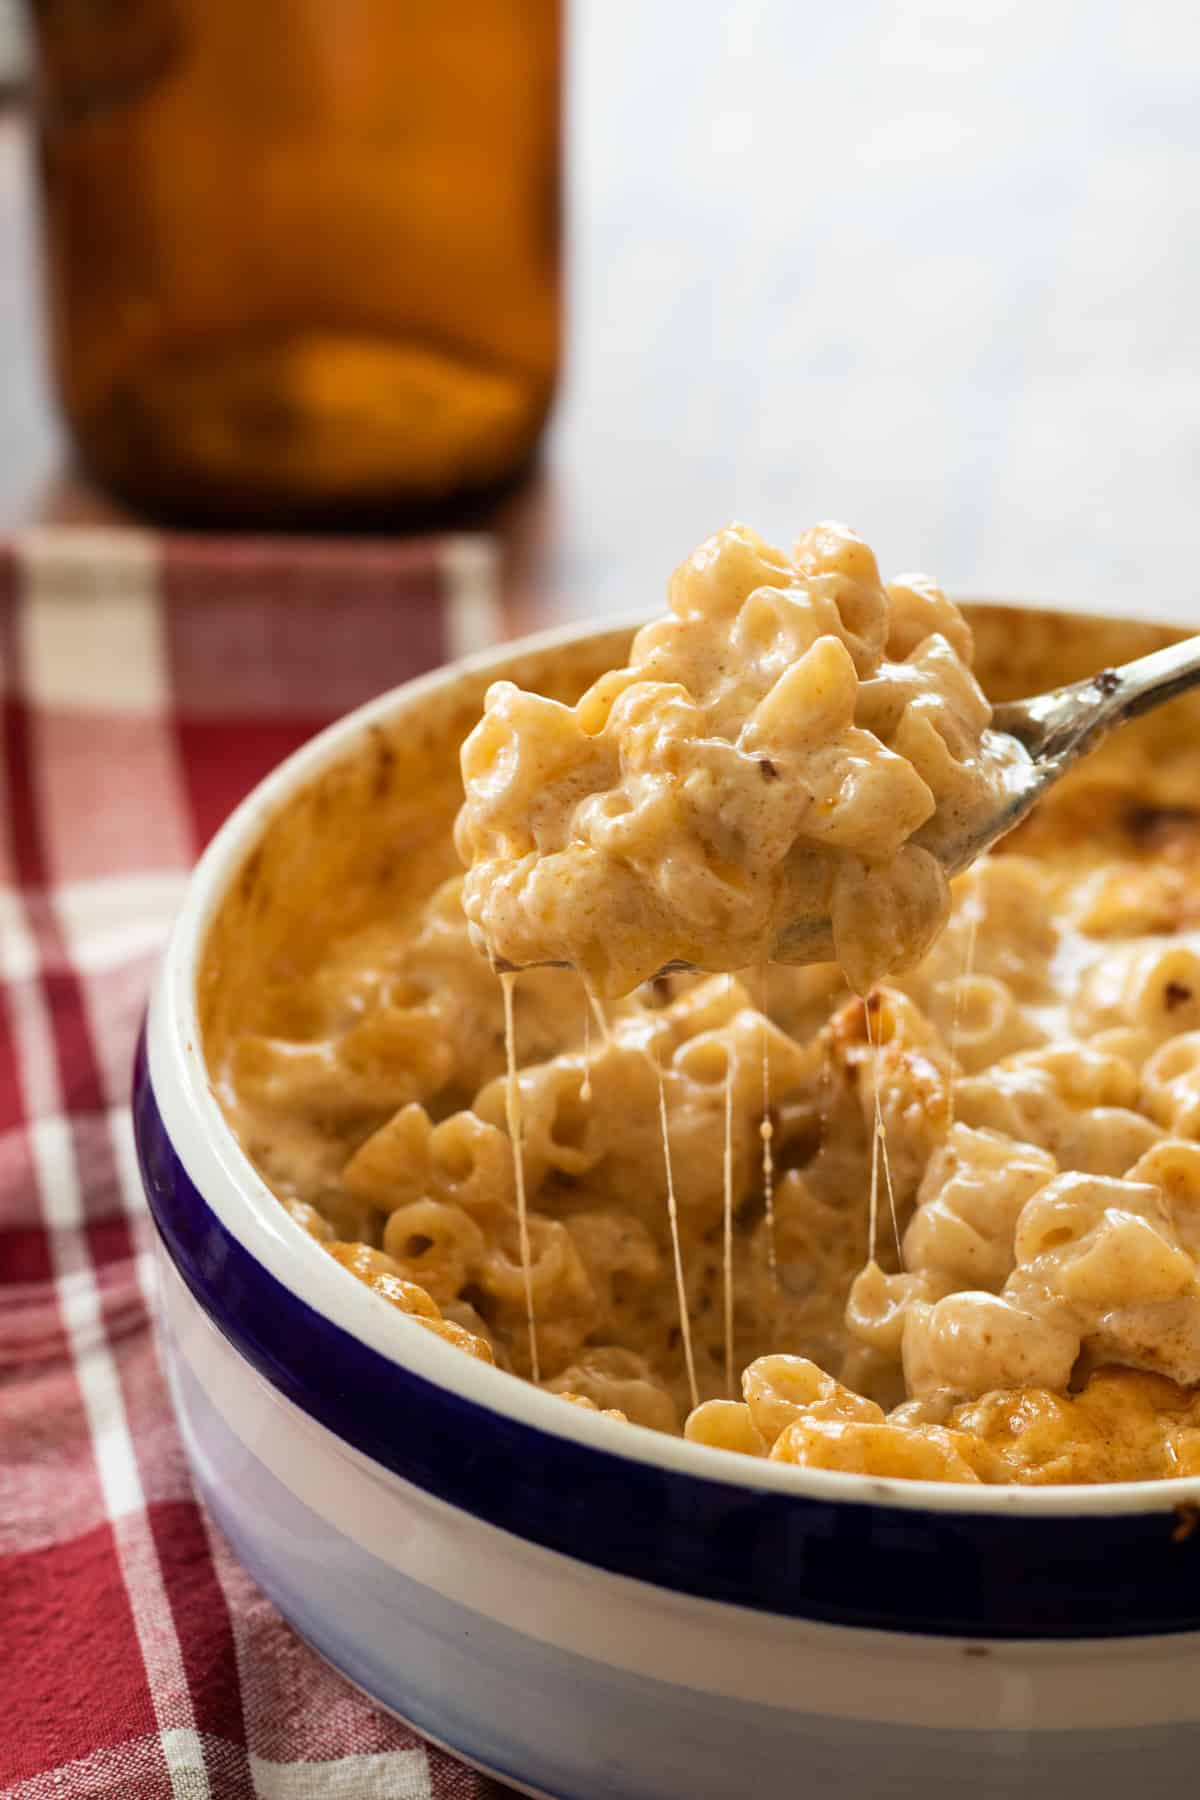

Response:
(0, 1), (27, 89)
(3, 0), (1198, 625)
(557, 0), (1200, 617)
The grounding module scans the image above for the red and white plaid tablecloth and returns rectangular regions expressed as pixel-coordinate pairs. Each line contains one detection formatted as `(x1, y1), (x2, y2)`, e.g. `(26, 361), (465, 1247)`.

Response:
(0, 529), (520, 1800)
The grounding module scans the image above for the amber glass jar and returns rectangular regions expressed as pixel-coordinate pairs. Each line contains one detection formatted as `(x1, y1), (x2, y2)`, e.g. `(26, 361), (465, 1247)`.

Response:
(29, 0), (561, 523)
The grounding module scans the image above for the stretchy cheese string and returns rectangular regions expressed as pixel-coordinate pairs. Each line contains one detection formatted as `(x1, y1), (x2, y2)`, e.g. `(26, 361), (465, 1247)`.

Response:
(501, 972), (539, 1381)
(581, 983), (593, 1104)
(947, 866), (983, 1124)
(758, 961), (777, 1296)
(864, 993), (903, 1267)
(865, 1009), (880, 1269)
(657, 1046), (699, 1413)
(881, 1099), (902, 1267)
(584, 977), (611, 1049)
(723, 975), (736, 1398)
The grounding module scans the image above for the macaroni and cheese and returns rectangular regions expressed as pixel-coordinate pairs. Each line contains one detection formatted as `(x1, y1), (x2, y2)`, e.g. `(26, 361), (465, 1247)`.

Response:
(456, 522), (1022, 995)
(213, 523), (1200, 1486)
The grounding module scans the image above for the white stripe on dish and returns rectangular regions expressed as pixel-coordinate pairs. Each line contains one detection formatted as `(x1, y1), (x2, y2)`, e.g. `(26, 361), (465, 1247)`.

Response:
(164, 1249), (1200, 1734)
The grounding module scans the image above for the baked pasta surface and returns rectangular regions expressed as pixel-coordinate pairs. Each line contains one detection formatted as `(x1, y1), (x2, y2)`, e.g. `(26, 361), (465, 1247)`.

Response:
(212, 525), (1200, 1485)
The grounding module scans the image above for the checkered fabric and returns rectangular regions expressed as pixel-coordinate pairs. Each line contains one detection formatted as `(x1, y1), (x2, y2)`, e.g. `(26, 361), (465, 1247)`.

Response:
(0, 529), (519, 1800)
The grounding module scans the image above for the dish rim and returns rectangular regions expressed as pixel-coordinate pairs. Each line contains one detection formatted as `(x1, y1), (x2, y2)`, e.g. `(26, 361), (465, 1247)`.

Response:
(150, 602), (1200, 1521)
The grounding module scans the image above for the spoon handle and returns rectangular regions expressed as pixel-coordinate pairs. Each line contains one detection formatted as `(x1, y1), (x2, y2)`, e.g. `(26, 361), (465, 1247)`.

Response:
(991, 633), (1200, 766)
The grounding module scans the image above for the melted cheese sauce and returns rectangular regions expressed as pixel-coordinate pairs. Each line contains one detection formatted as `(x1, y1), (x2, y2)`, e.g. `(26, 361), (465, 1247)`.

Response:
(214, 590), (1200, 1485)
(502, 971), (539, 1383)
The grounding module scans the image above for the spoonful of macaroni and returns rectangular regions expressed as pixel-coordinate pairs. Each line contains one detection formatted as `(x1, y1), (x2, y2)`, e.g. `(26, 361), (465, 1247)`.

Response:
(455, 521), (1200, 998)
(775, 629), (1200, 967)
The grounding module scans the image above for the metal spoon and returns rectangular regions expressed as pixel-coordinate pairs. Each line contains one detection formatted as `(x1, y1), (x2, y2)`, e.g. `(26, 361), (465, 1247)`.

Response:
(496, 633), (1200, 977)
(941, 631), (1200, 870)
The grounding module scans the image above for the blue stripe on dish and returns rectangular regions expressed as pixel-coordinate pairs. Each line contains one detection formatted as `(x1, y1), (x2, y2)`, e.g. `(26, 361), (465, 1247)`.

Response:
(133, 1039), (1200, 1639)
(170, 1346), (1200, 1800)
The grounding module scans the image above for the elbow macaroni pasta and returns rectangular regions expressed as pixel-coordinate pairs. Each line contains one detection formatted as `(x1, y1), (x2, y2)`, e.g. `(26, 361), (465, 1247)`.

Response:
(454, 522), (1021, 996)
(217, 523), (1200, 1486)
